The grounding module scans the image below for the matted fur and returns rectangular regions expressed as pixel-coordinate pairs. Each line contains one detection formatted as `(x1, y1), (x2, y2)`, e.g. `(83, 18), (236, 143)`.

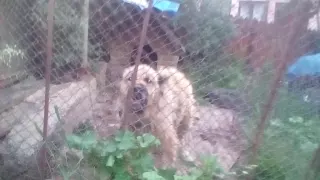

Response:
(116, 64), (198, 167)
(157, 65), (199, 139)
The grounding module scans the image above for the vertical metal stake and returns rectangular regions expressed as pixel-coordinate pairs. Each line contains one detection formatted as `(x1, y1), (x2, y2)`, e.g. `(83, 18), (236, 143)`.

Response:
(39, 0), (55, 179)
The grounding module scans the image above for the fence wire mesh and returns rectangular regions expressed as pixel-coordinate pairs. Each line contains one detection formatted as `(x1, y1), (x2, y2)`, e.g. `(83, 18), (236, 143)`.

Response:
(0, 0), (320, 179)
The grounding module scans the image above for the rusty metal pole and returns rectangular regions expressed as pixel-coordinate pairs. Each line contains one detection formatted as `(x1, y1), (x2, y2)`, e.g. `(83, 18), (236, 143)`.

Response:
(121, 0), (153, 129)
(250, 0), (318, 165)
(39, 0), (55, 179)
(248, 17), (301, 180)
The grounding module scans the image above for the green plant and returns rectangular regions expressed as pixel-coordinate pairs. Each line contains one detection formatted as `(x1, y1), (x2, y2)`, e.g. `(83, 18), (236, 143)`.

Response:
(254, 153), (286, 180)
(250, 116), (320, 180)
(174, 155), (224, 180)
(58, 126), (224, 180)
(62, 129), (161, 179)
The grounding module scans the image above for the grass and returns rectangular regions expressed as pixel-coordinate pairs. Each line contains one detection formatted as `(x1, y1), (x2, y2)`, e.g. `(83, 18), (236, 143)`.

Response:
(242, 66), (320, 180)
(239, 63), (320, 180)
(183, 55), (320, 180)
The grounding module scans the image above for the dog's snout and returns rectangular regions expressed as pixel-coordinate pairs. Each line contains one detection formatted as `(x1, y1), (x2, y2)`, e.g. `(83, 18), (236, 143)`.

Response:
(133, 85), (147, 100)
(131, 84), (148, 114)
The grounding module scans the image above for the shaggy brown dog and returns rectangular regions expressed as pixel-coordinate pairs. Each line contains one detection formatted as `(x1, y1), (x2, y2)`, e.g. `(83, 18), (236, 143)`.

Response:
(116, 64), (198, 167)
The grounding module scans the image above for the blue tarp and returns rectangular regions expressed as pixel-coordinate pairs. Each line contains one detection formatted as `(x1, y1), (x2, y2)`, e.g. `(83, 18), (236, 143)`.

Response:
(122, 0), (180, 13)
(287, 53), (320, 77)
(153, 0), (180, 12)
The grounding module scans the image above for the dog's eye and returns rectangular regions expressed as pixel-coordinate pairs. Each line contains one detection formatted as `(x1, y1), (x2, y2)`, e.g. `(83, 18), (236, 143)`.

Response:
(128, 77), (132, 81)
(144, 77), (152, 84)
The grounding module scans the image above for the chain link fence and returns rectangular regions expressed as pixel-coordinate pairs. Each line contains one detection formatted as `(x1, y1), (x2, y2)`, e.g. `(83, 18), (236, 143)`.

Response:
(0, 0), (320, 179)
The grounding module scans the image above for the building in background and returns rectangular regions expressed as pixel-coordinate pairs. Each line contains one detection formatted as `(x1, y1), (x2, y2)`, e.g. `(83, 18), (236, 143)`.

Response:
(230, 0), (320, 30)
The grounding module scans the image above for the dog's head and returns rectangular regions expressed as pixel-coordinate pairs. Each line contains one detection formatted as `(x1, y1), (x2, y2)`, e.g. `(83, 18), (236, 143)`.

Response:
(120, 64), (162, 114)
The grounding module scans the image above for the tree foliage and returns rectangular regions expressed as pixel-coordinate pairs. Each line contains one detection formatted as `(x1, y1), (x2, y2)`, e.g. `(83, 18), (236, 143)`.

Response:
(33, 0), (105, 67)
(170, 0), (238, 97)
(173, 0), (234, 55)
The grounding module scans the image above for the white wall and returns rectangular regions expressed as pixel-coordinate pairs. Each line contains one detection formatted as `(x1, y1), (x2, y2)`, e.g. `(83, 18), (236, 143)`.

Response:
(230, 0), (240, 17)
(231, 0), (290, 23)
(230, 0), (318, 30)
(308, 13), (320, 31)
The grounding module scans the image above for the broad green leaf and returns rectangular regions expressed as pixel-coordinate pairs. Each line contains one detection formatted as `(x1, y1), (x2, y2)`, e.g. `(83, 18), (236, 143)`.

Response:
(106, 155), (115, 167)
(130, 154), (154, 173)
(114, 130), (135, 142)
(174, 175), (197, 180)
(114, 171), (131, 180)
(116, 131), (136, 150)
(138, 134), (160, 148)
(66, 135), (84, 149)
(116, 152), (124, 159)
(66, 131), (97, 150)
(114, 131), (124, 142)
(117, 141), (136, 151)
(96, 140), (117, 156)
(157, 168), (177, 180)
(104, 140), (117, 152)
(188, 168), (203, 179)
(142, 171), (166, 180)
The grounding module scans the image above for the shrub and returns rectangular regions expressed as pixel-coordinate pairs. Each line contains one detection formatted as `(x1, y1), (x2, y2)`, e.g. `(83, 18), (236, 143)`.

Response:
(56, 122), (224, 180)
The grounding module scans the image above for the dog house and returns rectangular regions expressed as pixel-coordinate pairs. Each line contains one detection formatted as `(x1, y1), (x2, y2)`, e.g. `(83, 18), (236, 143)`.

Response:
(89, 0), (188, 88)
